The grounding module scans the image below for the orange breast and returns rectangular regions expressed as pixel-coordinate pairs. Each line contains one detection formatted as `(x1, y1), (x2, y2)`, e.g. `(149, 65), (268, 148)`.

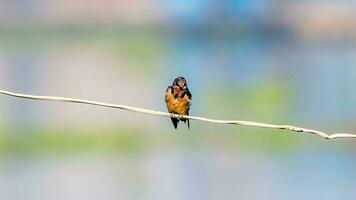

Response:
(165, 86), (191, 115)
(165, 95), (190, 115)
(174, 99), (189, 115)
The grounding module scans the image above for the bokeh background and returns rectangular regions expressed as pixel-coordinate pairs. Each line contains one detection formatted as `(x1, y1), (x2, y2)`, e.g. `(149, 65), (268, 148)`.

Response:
(0, 1), (356, 200)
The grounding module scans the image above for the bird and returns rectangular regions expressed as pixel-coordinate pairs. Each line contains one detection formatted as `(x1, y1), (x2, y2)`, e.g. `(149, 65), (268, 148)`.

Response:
(165, 77), (192, 129)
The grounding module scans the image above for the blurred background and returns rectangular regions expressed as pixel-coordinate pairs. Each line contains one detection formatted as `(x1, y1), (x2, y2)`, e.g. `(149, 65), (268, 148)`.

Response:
(0, 0), (356, 199)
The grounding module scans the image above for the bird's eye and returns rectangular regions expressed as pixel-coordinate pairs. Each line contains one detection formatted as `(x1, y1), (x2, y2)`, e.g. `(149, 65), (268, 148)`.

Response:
(183, 86), (187, 90)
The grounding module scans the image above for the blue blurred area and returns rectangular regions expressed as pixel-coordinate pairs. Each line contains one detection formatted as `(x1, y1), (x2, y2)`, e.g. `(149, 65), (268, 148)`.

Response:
(0, 1), (356, 200)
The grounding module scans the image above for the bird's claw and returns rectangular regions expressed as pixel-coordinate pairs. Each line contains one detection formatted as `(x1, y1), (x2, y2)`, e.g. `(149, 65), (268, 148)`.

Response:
(177, 114), (183, 120)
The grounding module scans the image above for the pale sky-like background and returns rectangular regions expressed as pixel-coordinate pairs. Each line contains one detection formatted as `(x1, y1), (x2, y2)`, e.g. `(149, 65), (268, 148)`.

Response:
(0, 1), (356, 200)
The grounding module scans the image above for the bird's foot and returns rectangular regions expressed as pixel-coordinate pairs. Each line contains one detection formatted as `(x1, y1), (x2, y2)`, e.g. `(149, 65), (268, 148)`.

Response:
(177, 114), (184, 120)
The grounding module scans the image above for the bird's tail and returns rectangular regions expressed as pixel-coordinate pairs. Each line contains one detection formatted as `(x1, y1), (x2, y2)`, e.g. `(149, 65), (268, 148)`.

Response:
(181, 119), (190, 129)
(170, 118), (178, 129)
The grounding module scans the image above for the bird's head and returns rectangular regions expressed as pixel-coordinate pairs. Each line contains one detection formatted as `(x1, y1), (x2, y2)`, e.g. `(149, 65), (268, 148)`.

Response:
(173, 77), (188, 90)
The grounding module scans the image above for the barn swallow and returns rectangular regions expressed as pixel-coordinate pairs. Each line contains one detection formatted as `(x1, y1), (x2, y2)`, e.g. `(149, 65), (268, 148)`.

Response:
(165, 77), (192, 129)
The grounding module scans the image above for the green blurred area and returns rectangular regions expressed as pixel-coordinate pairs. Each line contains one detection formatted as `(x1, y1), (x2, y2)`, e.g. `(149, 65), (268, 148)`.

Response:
(0, 25), (167, 76)
(0, 127), (305, 156)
